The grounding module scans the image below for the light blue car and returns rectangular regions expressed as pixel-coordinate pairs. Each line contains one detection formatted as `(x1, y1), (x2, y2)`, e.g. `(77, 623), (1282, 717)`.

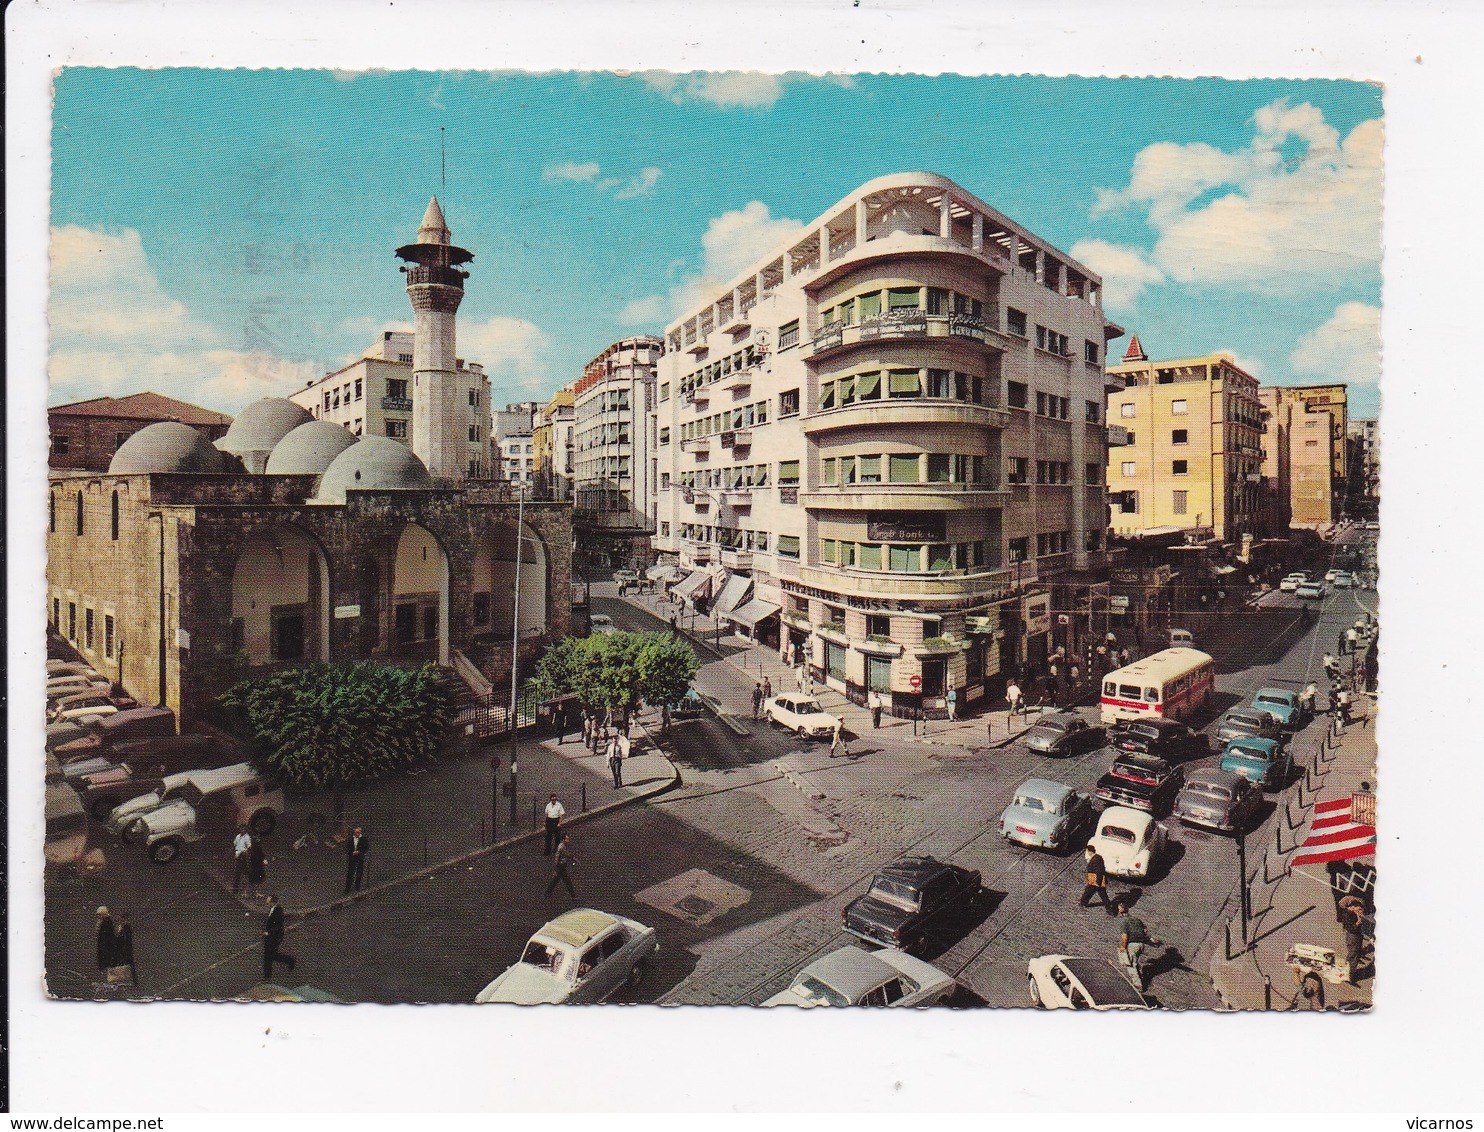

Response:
(1249, 687), (1308, 729)
(998, 778), (1096, 853)
(1219, 736), (1292, 791)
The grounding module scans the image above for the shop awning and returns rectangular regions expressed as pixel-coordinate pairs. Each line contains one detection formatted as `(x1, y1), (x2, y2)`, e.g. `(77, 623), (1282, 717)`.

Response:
(714, 573), (753, 615)
(1291, 797), (1377, 867)
(647, 564), (682, 582)
(727, 599), (781, 628)
(672, 570), (712, 600)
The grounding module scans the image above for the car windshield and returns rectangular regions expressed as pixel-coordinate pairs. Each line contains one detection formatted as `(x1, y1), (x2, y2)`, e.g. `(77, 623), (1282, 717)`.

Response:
(868, 877), (921, 909)
(1228, 713), (1263, 727)
(1188, 782), (1234, 802)
(1255, 695), (1288, 707)
(794, 699), (824, 714)
(793, 976), (852, 1007)
(1037, 719), (1070, 734)
(1099, 824), (1137, 845)
(1015, 795), (1046, 812)
(520, 941), (569, 974)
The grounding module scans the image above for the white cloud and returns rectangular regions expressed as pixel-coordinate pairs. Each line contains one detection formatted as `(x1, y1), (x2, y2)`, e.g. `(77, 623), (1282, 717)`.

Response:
(1289, 302), (1381, 387)
(620, 201), (804, 326)
(640, 70), (785, 109)
(1091, 100), (1382, 293)
(543, 161), (602, 184)
(543, 161), (661, 199)
(1069, 238), (1167, 310)
(459, 315), (553, 398)
(615, 166), (663, 200)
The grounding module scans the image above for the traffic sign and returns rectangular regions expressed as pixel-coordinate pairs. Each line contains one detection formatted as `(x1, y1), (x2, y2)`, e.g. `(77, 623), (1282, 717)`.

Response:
(909, 674), (922, 689)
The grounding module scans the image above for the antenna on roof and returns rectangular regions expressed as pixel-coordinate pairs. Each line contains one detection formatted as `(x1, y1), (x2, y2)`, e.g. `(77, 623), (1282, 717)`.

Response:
(440, 127), (446, 199)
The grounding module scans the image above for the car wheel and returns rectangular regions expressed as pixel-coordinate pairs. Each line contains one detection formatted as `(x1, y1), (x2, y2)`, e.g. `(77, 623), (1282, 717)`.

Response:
(90, 797), (117, 822)
(1028, 976), (1043, 1007)
(118, 819), (138, 845)
(149, 837), (182, 865)
(249, 810), (277, 836)
(797, 726), (810, 740)
(626, 958), (649, 989)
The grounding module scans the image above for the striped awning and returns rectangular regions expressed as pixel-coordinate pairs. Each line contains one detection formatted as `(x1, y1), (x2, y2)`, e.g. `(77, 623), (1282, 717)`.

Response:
(1292, 797), (1377, 867)
(672, 570), (712, 600)
(726, 599), (781, 629)
(647, 564), (682, 582)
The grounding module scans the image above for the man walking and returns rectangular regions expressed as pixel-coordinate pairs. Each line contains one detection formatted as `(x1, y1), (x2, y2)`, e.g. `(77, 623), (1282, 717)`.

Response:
(262, 895), (296, 982)
(1115, 899), (1159, 990)
(1006, 679), (1023, 717)
(828, 726), (845, 759)
(231, 825), (253, 893)
(607, 733), (624, 789)
(869, 690), (883, 729)
(344, 826), (369, 893)
(761, 676), (772, 702)
(1079, 848), (1111, 911)
(543, 794), (565, 856)
(95, 906), (116, 980)
(751, 682), (764, 720)
(946, 687), (958, 722)
(544, 834), (576, 899)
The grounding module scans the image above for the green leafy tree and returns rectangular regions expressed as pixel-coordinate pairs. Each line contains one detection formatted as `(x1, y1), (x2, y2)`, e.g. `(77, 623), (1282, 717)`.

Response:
(634, 633), (699, 709)
(220, 661), (449, 788)
(532, 636), (587, 705)
(532, 631), (697, 720)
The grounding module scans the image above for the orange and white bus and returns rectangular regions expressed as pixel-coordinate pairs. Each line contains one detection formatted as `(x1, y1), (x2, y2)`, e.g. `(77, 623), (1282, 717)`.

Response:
(1099, 648), (1215, 725)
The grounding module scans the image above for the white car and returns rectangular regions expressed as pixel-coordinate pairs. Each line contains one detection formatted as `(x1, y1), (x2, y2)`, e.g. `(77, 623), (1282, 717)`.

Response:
(765, 694), (841, 739)
(48, 698), (119, 724)
(1323, 568), (1339, 583)
(47, 674), (109, 697)
(1027, 955), (1151, 1010)
(1332, 571), (1355, 588)
(475, 909), (658, 1005)
(1086, 806), (1166, 880)
(1279, 573), (1308, 593)
(763, 946), (955, 1008)
(589, 614), (618, 635)
(1295, 581), (1326, 600)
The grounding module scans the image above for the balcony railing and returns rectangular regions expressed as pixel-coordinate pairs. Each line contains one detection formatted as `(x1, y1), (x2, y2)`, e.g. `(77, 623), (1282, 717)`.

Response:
(720, 547), (753, 568)
(683, 387), (708, 406)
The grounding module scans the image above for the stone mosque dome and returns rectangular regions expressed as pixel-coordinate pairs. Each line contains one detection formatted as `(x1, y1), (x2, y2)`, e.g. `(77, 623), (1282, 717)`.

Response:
(108, 421), (235, 475)
(311, 437), (434, 504)
(265, 420), (360, 477)
(216, 398), (314, 473)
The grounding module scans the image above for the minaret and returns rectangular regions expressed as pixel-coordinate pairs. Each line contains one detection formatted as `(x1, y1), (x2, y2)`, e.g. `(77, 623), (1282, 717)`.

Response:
(396, 197), (475, 480)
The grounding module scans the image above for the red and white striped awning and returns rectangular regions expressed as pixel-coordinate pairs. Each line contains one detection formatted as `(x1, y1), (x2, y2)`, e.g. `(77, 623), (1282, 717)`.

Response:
(1292, 797), (1377, 867)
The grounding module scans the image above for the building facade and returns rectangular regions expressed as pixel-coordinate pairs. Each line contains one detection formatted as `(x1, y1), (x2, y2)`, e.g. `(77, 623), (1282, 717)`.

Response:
(533, 386), (576, 501)
(1259, 384), (1350, 528)
(1106, 342), (1268, 544)
(48, 392), (231, 471)
(651, 172), (1122, 714)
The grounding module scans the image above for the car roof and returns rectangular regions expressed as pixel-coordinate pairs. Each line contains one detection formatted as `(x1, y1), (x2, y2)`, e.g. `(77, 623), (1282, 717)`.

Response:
(1112, 751), (1170, 772)
(1060, 958), (1147, 1005)
(1253, 688), (1294, 699)
(879, 855), (949, 884)
(161, 762), (260, 793)
(1186, 767), (1245, 789)
(1098, 806), (1154, 830)
(1226, 736), (1279, 753)
(537, 908), (620, 949)
(800, 948), (896, 998)
(1016, 778), (1074, 804)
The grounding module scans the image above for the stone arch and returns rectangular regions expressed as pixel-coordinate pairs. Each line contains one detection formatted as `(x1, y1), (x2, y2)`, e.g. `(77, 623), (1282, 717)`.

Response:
(488, 519), (548, 641)
(391, 521), (450, 666)
(229, 523), (332, 665)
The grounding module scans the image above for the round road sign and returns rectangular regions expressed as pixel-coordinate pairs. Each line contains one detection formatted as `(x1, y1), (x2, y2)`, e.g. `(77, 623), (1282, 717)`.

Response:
(909, 674), (922, 689)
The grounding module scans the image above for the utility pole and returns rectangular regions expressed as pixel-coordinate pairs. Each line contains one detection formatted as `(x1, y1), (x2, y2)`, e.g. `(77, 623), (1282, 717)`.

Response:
(508, 484), (526, 823)
(1236, 828), (1250, 947)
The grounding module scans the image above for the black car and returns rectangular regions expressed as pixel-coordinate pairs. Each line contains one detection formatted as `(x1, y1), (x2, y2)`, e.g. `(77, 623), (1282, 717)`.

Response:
(1108, 719), (1209, 762)
(843, 856), (982, 953)
(1094, 752), (1184, 814)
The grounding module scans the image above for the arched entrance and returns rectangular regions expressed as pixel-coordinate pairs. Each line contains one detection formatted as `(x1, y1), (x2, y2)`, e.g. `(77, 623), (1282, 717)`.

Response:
(391, 522), (450, 665)
(488, 521), (548, 641)
(230, 525), (331, 665)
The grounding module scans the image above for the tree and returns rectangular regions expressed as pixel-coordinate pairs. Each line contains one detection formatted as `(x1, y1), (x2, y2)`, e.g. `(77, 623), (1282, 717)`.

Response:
(220, 661), (449, 788)
(634, 633), (699, 709)
(533, 631), (697, 720)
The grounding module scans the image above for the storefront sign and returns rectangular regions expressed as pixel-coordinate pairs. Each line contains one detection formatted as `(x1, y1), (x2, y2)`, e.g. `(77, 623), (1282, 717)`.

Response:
(334, 604), (362, 619)
(1109, 595), (1131, 611)
(1023, 593), (1051, 637)
(867, 512), (946, 543)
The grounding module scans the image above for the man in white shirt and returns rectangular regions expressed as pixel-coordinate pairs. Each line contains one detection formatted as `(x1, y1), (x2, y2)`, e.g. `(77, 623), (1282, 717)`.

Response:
(543, 795), (566, 856)
(232, 826), (252, 893)
(1006, 680), (1023, 717)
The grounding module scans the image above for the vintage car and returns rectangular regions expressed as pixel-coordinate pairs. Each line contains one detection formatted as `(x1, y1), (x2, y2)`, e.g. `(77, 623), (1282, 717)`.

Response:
(665, 686), (708, 719)
(47, 691), (119, 723)
(46, 660), (98, 677)
(998, 778), (1096, 853)
(843, 856), (982, 953)
(46, 674), (111, 698)
(46, 718), (105, 751)
(1213, 707), (1286, 746)
(1095, 752), (1184, 815)
(1332, 571), (1355, 588)
(764, 694), (842, 740)
(45, 781), (89, 868)
(1020, 711), (1103, 757)
(50, 706), (177, 759)
(107, 763), (284, 863)
(1027, 955), (1151, 1010)
(475, 909), (658, 1005)
(1108, 718), (1208, 762)
(1173, 767), (1264, 834)
(762, 946), (956, 1008)
(1085, 806), (1166, 880)
(1249, 687), (1308, 729)
(1279, 573), (1309, 593)
(73, 735), (231, 820)
(1295, 581), (1326, 600)
(1219, 736), (1293, 792)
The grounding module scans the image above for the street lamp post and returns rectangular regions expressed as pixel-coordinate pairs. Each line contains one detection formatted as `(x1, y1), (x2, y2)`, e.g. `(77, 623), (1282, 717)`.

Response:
(508, 484), (526, 823)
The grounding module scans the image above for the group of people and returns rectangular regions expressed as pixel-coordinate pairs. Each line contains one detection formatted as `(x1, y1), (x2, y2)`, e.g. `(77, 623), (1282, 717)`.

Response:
(749, 677), (775, 719)
(93, 906), (137, 987)
(579, 711), (632, 788)
(1078, 852), (1162, 991)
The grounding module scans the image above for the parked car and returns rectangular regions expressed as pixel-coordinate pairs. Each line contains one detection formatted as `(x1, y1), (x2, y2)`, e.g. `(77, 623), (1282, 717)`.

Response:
(1085, 806), (1166, 880)
(46, 660), (97, 677)
(762, 946), (956, 1008)
(1027, 955), (1151, 1010)
(998, 778), (1096, 853)
(73, 735), (231, 820)
(46, 718), (104, 751)
(666, 687), (708, 719)
(1109, 718), (1209, 762)
(1219, 736), (1293, 791)
(51, 705), (177, 758)
(107, 763), (285, 863)
(765, 694), (841, 740)
(1173, 767), (1264, 834)
(1279, 573), (1309, 593)
(1020, 711), (1103, 757)
(45, 781), (89, 868)
(1213, 707), (1286, 746)
(589, 613), (618, 635)
(50, 699), (119, 724)
(47, 674), (110, 697)
(843, 856), (982, 953)
(1095, 752), (1184, 815)
(1295, 581), (1326, 600)
(1323, 568), (1340, 583)
(1249, 687), (1308, 729)
(1333, 571), (1355, 588)
(612, 569), (641, 588)
(474, 909), (658, 1004)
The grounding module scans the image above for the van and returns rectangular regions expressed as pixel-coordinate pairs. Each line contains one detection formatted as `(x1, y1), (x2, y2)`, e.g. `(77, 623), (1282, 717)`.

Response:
(107, 763), (285, 864)
(1168, 628), (1195, 649)
(74, 735), (232, 821)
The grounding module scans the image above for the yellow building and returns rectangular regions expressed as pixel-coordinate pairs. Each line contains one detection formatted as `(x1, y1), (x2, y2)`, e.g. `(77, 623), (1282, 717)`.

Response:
(1106, 339), (1266, 543)
(1259, 384), (1348, 528)
(533, 385), (575, 501)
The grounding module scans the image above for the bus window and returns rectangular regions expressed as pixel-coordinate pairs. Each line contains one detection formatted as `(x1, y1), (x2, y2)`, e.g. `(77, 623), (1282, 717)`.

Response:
(1145, 687), (1160, 702)
(1119, 684), (1142, 699)
(1103, 681), (1116, 697)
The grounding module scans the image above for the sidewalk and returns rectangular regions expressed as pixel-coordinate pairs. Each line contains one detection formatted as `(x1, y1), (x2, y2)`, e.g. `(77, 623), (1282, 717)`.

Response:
(1208, 707), (1378, 1012)
(202, 719), (678, 917)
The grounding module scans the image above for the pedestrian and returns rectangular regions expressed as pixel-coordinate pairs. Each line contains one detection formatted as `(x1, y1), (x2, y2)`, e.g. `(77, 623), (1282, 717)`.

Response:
(113, 913), (138, 987)
(1115, 898), (1158, 989)
(1322, 653), (1339, 679)
(1105, 631), (1117, 647)
(762, 676), (772, 701)
(543, 794), (565, 856)
(661, 703), (671, 733)
(1338, 896), (1367, 982)
(1119, 647), (1130, 666)
(581, 711), (593, 748)
(1006, 679), (1023, 717)
(344, 825), (369, 893)
(782, 641), (793, 668)
(669, 615), (677, 635)
(231, 825), (253, 893)
(247, 833), (267, 896)
(1079, 848), (1111, 911)
(828, 726), (845, 758)
(262, 895), (296, 982)
(1070, 663), (1080, 688)
(1299, 971), (1326, 1011)
(556, 706), (569, 745)
(544, 834), (576, 898)
(869, 690), (883, 729)
(1095, 643), (1108, 669)
(1300, 682), (1318, 715)
(751, 682), (764, 720)
(608, 734), (624, 788)
(946, 687), (958, 722)
(795, 664), (805, 692)
(95, 906), (116, 978)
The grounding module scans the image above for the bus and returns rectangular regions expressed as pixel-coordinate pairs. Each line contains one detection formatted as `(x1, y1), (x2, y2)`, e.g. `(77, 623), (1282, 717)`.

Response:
(1099, 647), (1215, 725)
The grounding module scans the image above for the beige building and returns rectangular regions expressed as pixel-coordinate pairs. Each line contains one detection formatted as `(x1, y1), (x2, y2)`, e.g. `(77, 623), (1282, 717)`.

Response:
(533, 385), (575, 501)
(651, 171), (1122, 714)
(573, 336), (662, 551)
(1106, 340), (1267, 544)
(1260, 385), (1348, 528)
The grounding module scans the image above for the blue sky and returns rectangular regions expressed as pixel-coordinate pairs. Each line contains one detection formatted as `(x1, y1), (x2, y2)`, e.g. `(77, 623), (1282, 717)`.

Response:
(49, 69), (1383, 416)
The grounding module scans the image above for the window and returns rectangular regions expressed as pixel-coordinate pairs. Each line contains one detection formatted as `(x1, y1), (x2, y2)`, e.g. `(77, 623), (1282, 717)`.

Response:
(927, 454), (952, 483)
(821, 458), (838, 487)
(111, 491), (119, 540)
(49, 492), (56, 533)
(1085, 340), (1100, 364)
(889, 545), (919, 572)
(887, 286), (920, 309)
(399, 353), (413, 364)
(1035, 325), (1047, 351)
(467, 388), (476, 406)
(1085, 401), (1101, 423)
(323, 391), (333, 413)
(104, 614), (114, 659)
(85, 608), (95, 651)
(76, 492), (84, 535)
(354, 378), (363, 401)
(53, 434), (71, 455)
(889, 454), (920, 483)
(1172, 429), (1188, 445)
(926, 288), (949, 315)
(1007, 381), (1028, 409)
(778, 460), (800, 486)
(1007, 457), (1028, 485)
(778, 320), (800, 350)
(1171, 399), (1188, 415)
(856, 543), (881, 570)
(820, 538), (839, 564)
(777, 535), (800, 559)
(929, 544), (953, 571)
(1118, 490), (1139, 514)
(1086, 463), (1101, 485)
(386, 420), (408, 439)
(659, 427), (670, 445)
(68, 602), (77, 640)
(779, 389), (800, 417)
(1126, 432), (1136, 445)
(659, 382), (670, 401)
(867, 614), (890, 637)
(1173, 490), (1189, 515)
(888, 369), (921, 398)
(660, 522), (670, 537)
(468, 426), (478, 442)
(1121, 462), (1136, 477)
(1172, 460), (1188, 475)
(1036, 391), (1047, 416)
(858, 292), (881, 319)
(1008, 537), (1029, 563)
(1006, 308), (1027, 336)
(388, 379), (408, 400)
(1119, 403), (1135, 418)
(858, 455), (882, 484)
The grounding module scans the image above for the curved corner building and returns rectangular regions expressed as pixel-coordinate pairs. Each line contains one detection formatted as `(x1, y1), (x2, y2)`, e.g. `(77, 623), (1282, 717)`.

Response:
(652, 172), (1124, 716)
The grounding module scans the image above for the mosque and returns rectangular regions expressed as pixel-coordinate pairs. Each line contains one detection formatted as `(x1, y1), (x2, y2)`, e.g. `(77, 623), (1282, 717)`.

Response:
(45, 200), (573, 727)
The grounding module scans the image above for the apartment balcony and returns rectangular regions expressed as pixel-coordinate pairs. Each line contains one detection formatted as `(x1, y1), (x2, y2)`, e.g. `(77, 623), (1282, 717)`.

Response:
(719, 428), (753, 450)
(683, 387), (709, 407)
(802, 399), (1008, 436)
(719, 547), (753, 569)
(799, 483), (1007, 512)
(1107, 424), (1131, 446)
(1036, 551), (1074, 576)
(718, 309), (751, 337)
(798, 562), (1029, 601)
(717, 366), (755, 393)
(721, 486), (754, 506)
(382, 396), (413, 412)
